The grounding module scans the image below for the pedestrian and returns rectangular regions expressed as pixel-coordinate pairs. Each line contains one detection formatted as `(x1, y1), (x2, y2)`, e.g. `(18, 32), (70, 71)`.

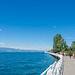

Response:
(73, 52), (74, 59)
(66, 53), (68, 56)
(62, 53), (64, 56)
(69, 53), (71, 59)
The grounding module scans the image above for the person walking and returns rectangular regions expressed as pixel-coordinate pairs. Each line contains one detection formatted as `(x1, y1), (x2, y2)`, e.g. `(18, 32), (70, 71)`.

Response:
(69, 53), (71, 59)
(62, 53), (64, 56)
(73, 52), (74, 59)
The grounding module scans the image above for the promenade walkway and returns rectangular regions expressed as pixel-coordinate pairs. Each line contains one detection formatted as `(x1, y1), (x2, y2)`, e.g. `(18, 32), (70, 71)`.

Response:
(63, 56), (75, 75)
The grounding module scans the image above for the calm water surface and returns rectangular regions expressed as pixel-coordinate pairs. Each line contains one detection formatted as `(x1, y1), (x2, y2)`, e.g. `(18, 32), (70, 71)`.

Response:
(0, 52), (56, 75)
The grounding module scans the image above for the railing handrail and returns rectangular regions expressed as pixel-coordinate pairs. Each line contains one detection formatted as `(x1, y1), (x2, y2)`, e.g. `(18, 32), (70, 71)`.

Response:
(41, 52), (63, 75)
(41, 61), (57, 75)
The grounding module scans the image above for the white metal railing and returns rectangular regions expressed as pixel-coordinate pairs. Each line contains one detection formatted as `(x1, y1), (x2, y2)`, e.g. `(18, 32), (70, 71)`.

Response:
(41, 53), (63, 75)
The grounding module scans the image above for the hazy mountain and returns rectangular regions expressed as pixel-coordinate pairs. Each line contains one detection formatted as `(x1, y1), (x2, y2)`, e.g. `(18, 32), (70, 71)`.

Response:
(0, 47), (45, 52)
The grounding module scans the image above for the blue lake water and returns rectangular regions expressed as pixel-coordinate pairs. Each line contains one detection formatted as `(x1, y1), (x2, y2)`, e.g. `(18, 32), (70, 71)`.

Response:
(0, 52), (56, 75)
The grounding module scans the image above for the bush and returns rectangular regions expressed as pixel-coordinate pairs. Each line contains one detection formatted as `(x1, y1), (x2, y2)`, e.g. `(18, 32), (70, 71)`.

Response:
(67, 51), (73, 56)
(48, 50), (51, 52)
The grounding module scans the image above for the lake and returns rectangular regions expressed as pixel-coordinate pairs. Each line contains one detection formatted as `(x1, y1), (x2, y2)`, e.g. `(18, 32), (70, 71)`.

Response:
(0, 52), (56, 75)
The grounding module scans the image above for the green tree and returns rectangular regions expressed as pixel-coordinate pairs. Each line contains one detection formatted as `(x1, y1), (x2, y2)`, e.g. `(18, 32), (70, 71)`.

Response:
(53, 34), (67, 52)
(53, 34), (62, 49)
(71, 41), (75, 51)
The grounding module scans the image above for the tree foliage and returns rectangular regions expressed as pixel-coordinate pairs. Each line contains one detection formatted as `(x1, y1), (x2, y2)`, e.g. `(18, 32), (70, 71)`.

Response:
(49, 34), (75, 53)
(71, 41), (75, 51)
(53, 34), (67, 52)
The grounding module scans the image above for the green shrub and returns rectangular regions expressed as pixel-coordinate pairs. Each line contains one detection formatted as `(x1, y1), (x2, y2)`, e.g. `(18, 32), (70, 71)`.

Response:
(67, 51), (74, 56)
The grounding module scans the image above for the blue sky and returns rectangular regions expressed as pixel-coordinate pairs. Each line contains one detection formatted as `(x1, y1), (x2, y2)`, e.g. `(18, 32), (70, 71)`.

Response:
(0, 0), (75, 50)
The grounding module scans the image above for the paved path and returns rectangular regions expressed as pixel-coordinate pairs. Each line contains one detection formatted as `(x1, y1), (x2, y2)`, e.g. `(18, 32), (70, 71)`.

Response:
(63, 56), (75, 75)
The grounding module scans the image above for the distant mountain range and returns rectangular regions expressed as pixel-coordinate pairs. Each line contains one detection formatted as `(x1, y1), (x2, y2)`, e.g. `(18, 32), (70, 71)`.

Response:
(0, 47), (45, 52)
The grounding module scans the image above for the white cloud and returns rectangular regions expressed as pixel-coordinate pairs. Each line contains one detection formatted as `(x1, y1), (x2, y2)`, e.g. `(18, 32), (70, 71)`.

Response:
(0, 29), (2, 31)
(13, 47), (49, 50)
(0, 43), (5, 45)
(53, 26), (56, 28)
(3, 46), (51, 51)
